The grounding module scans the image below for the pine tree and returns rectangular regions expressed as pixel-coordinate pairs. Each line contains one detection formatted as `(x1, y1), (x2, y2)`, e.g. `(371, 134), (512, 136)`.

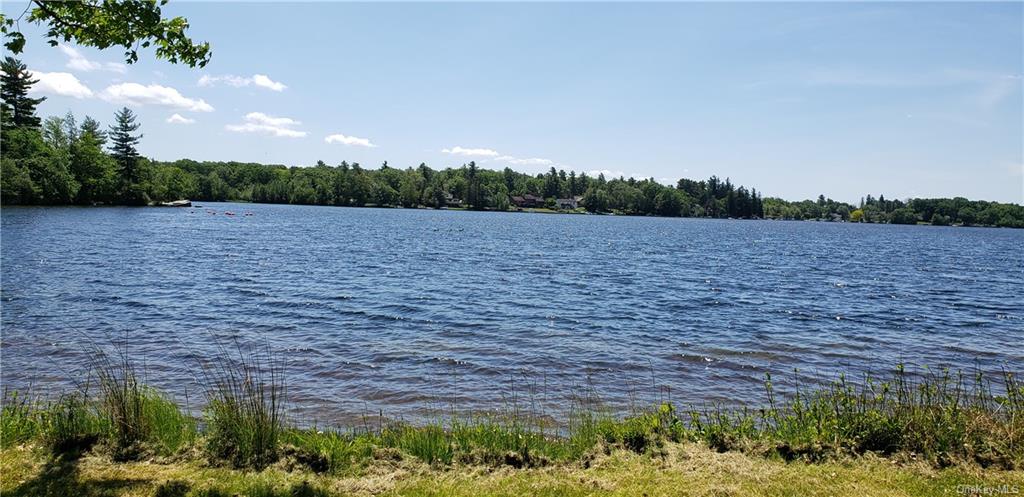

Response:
(466, 161), (483, 209)
(80, 116), (108, 146)
(108, 107), (145, 203)
(0, 57), (46, 129)
(543, 166), (560, 199)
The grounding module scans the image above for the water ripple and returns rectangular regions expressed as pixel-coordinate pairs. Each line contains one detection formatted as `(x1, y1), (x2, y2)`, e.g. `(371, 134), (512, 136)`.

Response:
(2, 203), (1022, 425)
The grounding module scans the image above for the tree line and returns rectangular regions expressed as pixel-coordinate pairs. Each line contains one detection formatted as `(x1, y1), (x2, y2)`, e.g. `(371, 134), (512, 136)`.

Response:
(1, 57), (150, 205)
(163, 158), (767, 220)
(762, 194), (1024, 228)
(2, 56), (1022, 227)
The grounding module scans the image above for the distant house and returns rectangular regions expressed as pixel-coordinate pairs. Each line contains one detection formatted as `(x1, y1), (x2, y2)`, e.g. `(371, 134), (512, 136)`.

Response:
(555, 196), (580, 210)
(444, 193), (463, 208)
(512, 194), (544, 208)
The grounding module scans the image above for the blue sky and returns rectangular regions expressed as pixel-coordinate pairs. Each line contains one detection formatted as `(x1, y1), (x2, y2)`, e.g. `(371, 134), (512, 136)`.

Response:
(5, 2), (1022, 203)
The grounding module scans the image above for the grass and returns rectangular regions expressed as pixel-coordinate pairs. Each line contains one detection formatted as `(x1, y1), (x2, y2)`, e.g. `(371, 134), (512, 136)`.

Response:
(93, 347), (149, 458)
(91, 344), (197, 459)
(273, 365), (1022, 474)
(2, 440), (1022, 497)
(751, 366), (1024, 467)
(1, 389), (109, 456)
(1, 358), (1021, 496)
(200, 341), (285, 469)
(282, 428), (375, 474)
(1, 390), (42, 447)
(2, 367), (194, 460)
(39, 392), (109, 455)
(139, 390), (197, 457)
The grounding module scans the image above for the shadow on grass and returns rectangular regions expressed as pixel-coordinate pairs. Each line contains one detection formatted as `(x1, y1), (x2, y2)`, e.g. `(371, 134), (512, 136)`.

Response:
(6, 449), (150, 497)
(187, 481), (330, 497)
(7, 449), (329, 497)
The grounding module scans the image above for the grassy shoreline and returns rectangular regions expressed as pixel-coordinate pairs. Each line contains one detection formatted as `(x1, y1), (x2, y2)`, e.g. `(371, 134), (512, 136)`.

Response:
(4, 441), (1022, 497)
(2, 355), (1021, 496)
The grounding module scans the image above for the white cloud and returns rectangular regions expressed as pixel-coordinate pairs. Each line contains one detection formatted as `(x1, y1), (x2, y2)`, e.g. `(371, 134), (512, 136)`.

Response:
(584, 169), (661, 181)
(100, 83), (214, 112)
(493, 155), (554, 167)
(325, 133), (376, 147)
(226, 112), (306, 138)
(243, 112), (299, 127)
(58, 44), (126, 73)
(442, 146), (499, 157)
(29, 71), (94, 99)
(198, 73), (287, 91)
(198, 74), (243, 87)
(166, 113), (195, 125)
(444, 148), (564, 172)
(251, 74), (287, 91)
(587, 169), (628, 179)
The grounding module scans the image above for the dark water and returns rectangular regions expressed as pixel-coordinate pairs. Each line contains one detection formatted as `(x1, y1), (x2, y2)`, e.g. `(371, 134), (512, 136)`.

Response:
(2, 203), (1022, 424)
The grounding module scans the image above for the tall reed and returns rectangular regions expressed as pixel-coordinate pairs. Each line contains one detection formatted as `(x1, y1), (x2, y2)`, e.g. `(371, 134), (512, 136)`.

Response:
(4, 359), (1020, 470)
(201, 340), (285, 469)
(684, 365), (1024, 467)
(89, 343), (197, 458)
(91, 345), (149, 459)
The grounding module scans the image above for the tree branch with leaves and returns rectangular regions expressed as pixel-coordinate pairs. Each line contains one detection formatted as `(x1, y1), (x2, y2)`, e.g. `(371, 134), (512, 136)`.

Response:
(1, 0), (211, 68)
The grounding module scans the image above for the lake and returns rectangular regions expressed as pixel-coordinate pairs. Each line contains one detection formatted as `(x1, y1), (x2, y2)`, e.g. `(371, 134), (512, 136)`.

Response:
(2, 203), (1022, 425)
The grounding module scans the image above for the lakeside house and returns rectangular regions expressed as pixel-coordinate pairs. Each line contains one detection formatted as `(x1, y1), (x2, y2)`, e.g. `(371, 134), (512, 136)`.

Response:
(444, 193), (463, 208)
(555, 196), (583, 210)
(511, 194), (544, 208)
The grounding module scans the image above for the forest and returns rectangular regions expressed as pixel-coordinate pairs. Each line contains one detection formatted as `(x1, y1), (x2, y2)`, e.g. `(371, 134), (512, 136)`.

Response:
(3, 56), (1023, 228)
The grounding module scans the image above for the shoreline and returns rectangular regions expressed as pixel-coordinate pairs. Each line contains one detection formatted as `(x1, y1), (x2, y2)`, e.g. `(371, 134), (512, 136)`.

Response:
(2, 357), (1021, 497)
(3, 200), (1019, 229)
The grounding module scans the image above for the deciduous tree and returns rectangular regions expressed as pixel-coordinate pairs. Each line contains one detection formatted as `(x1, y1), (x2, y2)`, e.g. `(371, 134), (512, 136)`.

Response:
(2, 1), (211, 67)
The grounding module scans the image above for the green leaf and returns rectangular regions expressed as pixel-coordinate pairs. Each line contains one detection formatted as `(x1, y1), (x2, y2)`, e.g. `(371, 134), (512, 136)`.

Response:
(4, 32), (25, 53)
